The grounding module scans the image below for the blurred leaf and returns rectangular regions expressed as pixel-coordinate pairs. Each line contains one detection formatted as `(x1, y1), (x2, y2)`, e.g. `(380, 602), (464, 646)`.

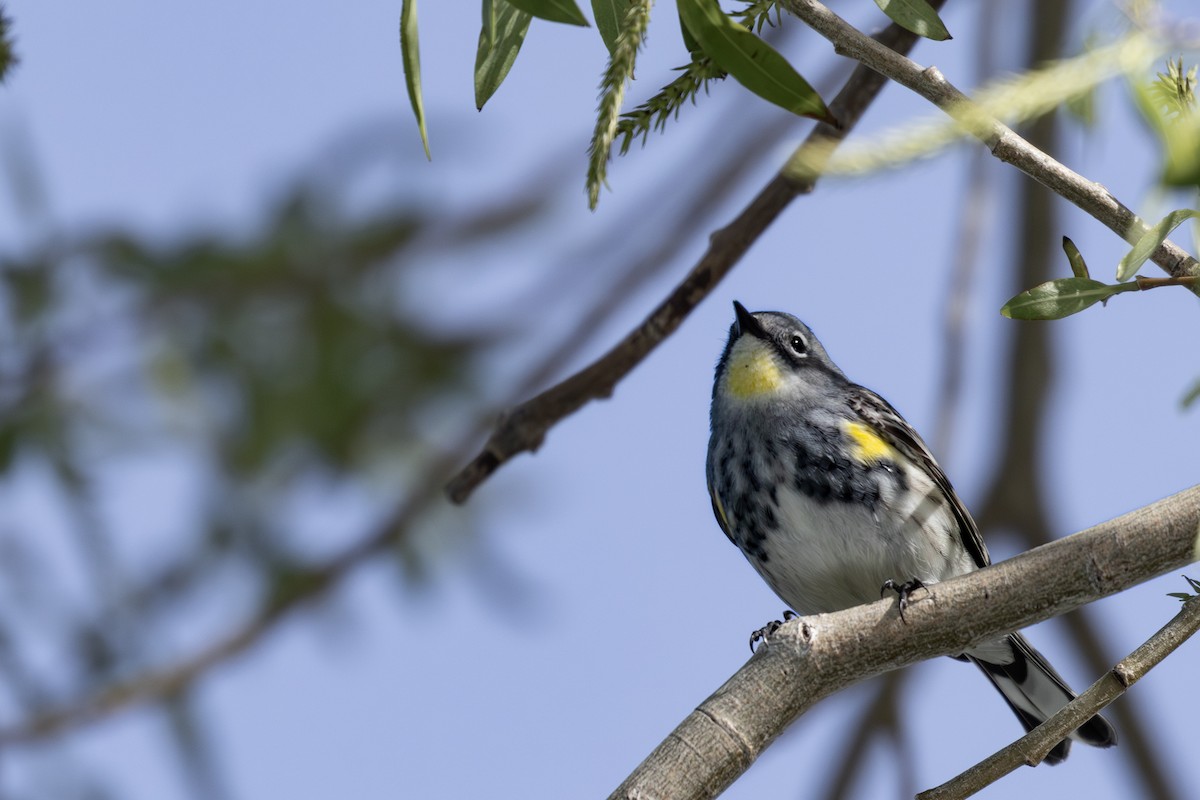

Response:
(0, 375), (73, 476)
(71, 191), (492, 476)
(1116, 208), (1199, 281)
(1065, 33), (1101, 128)
(1159, 116), (1200, 188)
(475, 0), (533, 110)
(266, 565), (332, 612)
(1182, 377), (1200, 410)
(0, 8), (17, 82)
(592, 0), (624, 52)
(1131, 62), (1200, 189)
(75, 624), (119, 676)
(506, 0), (589, 26)
(1066, 86), (1096, 127)
(1000, 277), (1125, 320)
(400, 0), (431, 159)
(1062, 236), (1090, 278)
(0, 424), (17, 472)
(677, 0), (835, 124)
(2, 262), (52, 323)
(872, 0), (951, 41)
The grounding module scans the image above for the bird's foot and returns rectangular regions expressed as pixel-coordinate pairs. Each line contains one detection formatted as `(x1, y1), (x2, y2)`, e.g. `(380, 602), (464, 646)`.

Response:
(749, 610), (797, 652)
(881, 578), (927, 623)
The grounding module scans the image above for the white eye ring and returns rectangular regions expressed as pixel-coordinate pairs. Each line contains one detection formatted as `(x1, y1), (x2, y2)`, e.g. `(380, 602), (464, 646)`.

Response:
(789, 334), (808, 355)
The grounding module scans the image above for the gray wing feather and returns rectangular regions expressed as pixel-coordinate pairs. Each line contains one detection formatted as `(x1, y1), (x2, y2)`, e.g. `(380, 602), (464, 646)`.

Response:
(847, 386), (990, 569)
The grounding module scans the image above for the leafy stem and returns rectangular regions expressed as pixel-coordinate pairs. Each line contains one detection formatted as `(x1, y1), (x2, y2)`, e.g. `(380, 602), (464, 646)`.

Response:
(615, 0), (784, 154)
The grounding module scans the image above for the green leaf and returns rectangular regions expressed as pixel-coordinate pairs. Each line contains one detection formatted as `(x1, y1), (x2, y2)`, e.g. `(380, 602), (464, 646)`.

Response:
(1061, 236), (1090, 279)
(1168, 575), (1200, 600)
(677, 0), (834, 124)
(1116, 208), (1200, 281)
(616, 57), (726, 153)
(873, 0), (951, 41)
(476, 0), (534, 109)
(1131, 71), (1200, 189)
(678, 5), (701, 53)
(1000, 277), (1124, 320)
(506, 0), (589, 26)
(400, 0), (431, 159)
(592, 0), (624, 52)
(482, 0), (496, 46)
(587, 0), (651, 208)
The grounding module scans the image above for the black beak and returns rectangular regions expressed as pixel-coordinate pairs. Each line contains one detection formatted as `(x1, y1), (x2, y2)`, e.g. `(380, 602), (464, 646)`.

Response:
(733, 300), (767, 340)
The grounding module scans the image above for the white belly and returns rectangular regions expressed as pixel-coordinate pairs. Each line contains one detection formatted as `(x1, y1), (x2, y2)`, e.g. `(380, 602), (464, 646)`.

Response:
(751, 467), (975, 614)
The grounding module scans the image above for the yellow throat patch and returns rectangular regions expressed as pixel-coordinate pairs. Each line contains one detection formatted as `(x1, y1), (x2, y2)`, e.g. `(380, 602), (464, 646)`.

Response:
(843, 420), (896, 464)
(725, 341), (782, 398)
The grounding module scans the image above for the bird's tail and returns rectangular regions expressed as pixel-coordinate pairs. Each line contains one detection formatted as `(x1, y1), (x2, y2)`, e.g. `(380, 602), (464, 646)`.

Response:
(966, 633), (1118, 765)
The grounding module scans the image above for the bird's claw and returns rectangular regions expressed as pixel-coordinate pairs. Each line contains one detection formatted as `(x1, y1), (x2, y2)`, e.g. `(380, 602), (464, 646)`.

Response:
(881, 578), (926, 623)
(749, 610), (797, 652)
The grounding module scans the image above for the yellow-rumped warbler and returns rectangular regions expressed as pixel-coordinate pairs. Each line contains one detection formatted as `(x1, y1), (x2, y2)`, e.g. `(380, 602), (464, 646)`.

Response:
(706, 301), (1116, 763)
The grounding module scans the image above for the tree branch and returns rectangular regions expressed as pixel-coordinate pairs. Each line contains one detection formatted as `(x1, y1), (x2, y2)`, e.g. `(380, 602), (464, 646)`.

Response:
(443, 11), (943, 504)
(783, 0), (1200, 281)
(608, 484), (1200, 800)
(919, 594), (1200, 800)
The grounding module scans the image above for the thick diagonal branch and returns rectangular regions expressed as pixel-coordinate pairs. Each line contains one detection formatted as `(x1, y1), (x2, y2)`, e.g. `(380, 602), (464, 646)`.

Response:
(609, 484), (1200, 800)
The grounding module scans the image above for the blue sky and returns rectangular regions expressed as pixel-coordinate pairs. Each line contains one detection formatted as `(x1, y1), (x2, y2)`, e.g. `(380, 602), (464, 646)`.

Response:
(1, 1), (1198, 798)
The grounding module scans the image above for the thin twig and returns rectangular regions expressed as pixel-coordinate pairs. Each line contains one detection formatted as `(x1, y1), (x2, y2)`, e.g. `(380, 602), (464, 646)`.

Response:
(444, 13), (940, 504)
(918, 595), (1200, 800)
(1134, 274), (1198, 289)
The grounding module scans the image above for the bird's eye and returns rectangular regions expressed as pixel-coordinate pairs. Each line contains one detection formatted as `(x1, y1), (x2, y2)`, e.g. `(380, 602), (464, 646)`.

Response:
(789, 334), (808, 355)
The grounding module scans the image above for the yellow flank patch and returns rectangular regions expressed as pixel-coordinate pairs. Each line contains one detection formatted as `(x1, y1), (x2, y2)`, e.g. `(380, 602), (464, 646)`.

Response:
(843, 421), (896, 464)
(712, 490), (730, 529)
(726, 342), (782, 398)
